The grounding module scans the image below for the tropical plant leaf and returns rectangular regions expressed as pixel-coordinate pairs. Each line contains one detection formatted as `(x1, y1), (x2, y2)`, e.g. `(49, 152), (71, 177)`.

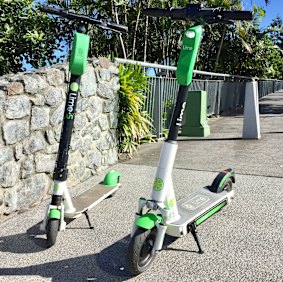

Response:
(117, 63), (154, 158)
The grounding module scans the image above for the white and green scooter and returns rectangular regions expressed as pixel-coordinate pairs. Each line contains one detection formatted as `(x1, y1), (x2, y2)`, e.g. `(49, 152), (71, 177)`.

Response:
(39, 6), (128, 248)
(127, 4), (252, 275)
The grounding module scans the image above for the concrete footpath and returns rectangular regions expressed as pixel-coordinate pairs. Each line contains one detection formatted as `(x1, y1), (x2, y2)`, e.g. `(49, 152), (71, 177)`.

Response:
(0, 91), (283, 282)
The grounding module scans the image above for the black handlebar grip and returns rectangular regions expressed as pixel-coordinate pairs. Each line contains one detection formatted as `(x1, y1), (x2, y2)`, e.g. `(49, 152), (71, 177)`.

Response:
(39, 5), (62, 16)
(143, 8), (170, 17)
(222, 11), (253, 21)
(169, 8), (188, 20)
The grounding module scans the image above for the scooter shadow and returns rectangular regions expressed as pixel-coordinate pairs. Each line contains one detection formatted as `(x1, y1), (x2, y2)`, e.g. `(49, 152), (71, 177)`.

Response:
(1, 216), (203, 258)
(0, 235), (133, 281)
(0, 218), (87, 253)
(0, 217), (97, 254)
(0, 231), (199, 281)
(0, 222), (47, 253)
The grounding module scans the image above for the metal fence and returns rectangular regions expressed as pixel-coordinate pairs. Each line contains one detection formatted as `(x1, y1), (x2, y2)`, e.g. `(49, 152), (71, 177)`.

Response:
(145, 77), (283, 138)
(258, 80), (283, 99)
(114, 58), (283, 138)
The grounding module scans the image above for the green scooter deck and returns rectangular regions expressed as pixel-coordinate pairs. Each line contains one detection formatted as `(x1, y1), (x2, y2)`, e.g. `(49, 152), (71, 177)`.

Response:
(65, 183), (121, 218)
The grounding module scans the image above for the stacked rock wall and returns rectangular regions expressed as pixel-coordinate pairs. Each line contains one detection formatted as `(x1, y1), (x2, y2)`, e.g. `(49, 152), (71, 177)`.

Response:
(0, 58), (119, 219)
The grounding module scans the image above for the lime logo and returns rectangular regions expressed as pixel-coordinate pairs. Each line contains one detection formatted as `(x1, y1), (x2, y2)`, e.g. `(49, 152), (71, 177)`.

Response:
(66, 113), (74, 120)
(66, 92), (77, 119)
(70, 82), (79, 92)
(169, 198), (175, 208)
(182, 45), (193, 51)
(176, 102), (186, 126)
(153, 178), (164, 191)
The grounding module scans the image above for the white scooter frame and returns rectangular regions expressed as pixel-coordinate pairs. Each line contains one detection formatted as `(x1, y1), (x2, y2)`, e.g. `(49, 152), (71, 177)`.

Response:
(126, 4), (252, 274)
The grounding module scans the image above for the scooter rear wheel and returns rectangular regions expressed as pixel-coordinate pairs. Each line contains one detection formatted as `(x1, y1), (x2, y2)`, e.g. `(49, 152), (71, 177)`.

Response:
(127, 227), (157, 275)
(223, 179), (232, 192)
(46, 219), (59, 248)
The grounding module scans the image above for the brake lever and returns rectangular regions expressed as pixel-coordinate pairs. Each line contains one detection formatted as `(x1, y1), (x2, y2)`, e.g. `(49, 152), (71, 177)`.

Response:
(224, 19), (234, 25)
(97, 24), (122, 34)
(203, 15), (234, 25)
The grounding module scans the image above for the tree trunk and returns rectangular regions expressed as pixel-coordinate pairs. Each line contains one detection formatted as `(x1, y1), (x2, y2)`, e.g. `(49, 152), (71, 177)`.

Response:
(214, 26), (227, 72)
(124, 4), (129, 58)
(114, 7), (127, 58)
(143, 0), (152, 62)
(165, 26), (172, 76)
(132, 0), (142, 60)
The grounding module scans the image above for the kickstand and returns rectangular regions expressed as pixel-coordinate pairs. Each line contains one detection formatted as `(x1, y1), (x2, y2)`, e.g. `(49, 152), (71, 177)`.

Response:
(189, 223), (204, 254)
(83, 211), (94, 229)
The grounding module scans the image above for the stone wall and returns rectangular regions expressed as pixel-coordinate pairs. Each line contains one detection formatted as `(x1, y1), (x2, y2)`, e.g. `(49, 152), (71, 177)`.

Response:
(0, 58), (120, 219)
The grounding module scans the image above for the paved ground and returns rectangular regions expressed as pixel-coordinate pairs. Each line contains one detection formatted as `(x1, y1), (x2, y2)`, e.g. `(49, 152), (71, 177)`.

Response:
(0, 91), (283, 282)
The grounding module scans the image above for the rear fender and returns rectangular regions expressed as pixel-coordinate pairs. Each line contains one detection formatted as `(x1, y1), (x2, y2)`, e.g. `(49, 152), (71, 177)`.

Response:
(208, 168), (235, 193)
(103, 170), (121, 186)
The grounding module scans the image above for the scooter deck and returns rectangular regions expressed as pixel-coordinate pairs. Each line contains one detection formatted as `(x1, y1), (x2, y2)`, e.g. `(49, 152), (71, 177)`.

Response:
(66, 183), (120, 217)
(172, 187), (229, 227)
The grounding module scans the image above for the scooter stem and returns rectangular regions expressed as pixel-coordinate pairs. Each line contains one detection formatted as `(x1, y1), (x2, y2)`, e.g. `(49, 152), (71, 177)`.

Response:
(151, 141), (180, 222)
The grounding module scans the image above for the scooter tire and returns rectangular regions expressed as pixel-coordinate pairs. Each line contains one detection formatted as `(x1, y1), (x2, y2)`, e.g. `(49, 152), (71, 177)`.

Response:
(127, 227), (157, 275)
(46, 219), (59, 248)
(223, 178), (232, 192)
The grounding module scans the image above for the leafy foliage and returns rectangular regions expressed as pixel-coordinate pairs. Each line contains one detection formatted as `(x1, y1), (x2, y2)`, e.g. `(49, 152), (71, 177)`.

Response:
(117, 64), (153, 158)
(1, 0), (282, 79)
(0, 0), (63, 75)
(47, 0), (127, 59)
(213, 6), (283, 79)
(266, 16), (283, 50)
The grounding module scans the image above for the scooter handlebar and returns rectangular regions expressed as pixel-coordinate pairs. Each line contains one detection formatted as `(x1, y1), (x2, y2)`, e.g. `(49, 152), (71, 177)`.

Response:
(143, 4), (253, 23)
(39, 5), (128, 33)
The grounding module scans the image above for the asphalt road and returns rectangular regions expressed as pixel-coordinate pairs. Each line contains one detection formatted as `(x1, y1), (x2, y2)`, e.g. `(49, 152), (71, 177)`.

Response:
(0, 91), (282, 282)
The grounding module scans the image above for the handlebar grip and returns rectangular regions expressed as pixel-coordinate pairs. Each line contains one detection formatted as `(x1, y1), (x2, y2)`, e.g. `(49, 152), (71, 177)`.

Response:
(107, 22), (128, 33)
(222, 11), (253, 21)
(143, 8), (170, 17)
(39, 5), (62, 16)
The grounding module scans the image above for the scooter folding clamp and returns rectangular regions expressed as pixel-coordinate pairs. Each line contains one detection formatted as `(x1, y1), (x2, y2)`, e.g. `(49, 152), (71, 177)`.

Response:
(145, 200), (159, 210)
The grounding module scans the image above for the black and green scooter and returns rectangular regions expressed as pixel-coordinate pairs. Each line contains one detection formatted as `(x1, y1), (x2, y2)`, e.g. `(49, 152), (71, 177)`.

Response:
(127, 4), (252, 275)
(39, 5), (128, 248)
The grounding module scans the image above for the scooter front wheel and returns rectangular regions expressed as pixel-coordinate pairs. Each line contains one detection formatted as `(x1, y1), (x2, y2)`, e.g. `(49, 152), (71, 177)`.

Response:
(46, 219), (59, 248)
(127, 227), (157, 275)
